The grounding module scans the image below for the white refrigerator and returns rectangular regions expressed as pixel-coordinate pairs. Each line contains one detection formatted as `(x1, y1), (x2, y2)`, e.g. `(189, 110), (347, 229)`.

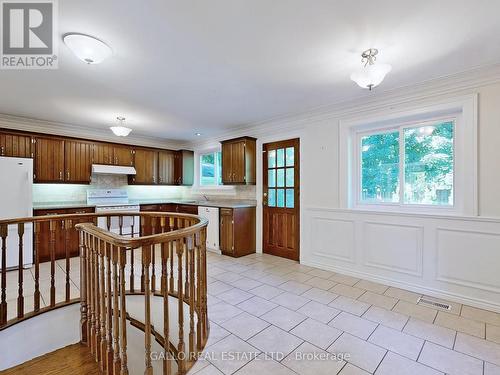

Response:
(0, 157), (33, 268)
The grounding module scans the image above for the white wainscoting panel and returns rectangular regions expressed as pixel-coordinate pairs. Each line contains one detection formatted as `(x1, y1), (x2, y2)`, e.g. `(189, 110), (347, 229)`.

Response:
(302, 207), (500, 312)
(436, 228), (500, 293)
(311, 217), (355, 263)
(363, 222), (423, 277)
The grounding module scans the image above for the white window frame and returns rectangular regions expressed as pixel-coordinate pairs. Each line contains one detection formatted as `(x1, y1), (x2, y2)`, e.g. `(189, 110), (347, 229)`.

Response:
(199, 150), (222, 187)
(354, 116), (456, 211)
(339, 94), (478, 216)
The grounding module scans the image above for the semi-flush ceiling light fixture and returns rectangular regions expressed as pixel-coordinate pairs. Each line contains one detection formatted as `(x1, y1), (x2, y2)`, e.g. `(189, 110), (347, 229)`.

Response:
(350, 48), (392, 90)
(63, 33), (112, 64)
(110, 117), (132, 137)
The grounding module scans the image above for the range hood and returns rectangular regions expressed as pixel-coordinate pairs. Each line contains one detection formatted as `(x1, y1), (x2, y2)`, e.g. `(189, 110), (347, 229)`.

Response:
(92, 164), (136, 175)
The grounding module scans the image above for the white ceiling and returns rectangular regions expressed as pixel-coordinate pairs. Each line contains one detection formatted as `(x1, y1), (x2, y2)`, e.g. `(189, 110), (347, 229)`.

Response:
(1, 0), (499, 141)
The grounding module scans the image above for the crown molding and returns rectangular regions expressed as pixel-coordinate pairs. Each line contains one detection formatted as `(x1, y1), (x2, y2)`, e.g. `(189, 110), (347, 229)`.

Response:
(189, 62), (500, 148)
(0, 113), (190, 150)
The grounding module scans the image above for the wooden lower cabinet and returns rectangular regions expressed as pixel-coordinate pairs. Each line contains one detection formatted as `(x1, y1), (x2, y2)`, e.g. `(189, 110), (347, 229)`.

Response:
(220, 207), (256, 257)
(33, 207), (94, 263)
(176, 204), (198, 215)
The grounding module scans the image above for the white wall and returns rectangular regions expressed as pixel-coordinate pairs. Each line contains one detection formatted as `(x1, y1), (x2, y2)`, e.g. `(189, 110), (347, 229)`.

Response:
(188, 69), (500, 311)
(0, 304), (80, 370)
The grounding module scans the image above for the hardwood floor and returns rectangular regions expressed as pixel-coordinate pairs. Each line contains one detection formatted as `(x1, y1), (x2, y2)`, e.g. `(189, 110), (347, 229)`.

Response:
(1, 344), (99, 375)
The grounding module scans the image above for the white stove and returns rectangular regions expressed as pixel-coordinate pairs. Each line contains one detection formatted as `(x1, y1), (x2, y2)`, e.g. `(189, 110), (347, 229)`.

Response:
(87, 189), (140, 236)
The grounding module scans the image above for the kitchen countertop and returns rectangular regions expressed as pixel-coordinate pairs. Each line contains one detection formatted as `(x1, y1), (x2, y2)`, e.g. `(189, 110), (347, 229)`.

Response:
(33, 199), (257, 210)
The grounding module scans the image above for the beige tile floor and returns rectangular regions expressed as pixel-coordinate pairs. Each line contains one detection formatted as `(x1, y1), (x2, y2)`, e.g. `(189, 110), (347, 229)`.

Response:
(3, 251), (500, 375)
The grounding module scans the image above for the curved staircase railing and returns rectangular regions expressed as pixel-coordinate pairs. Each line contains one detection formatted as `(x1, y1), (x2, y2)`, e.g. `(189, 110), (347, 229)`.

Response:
(0, 212), (209, 374)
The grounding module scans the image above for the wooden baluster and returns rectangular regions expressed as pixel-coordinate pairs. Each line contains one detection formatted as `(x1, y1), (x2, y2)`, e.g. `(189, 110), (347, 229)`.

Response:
(49, 220), (56, 307)
(151, 217), (156, 293)
(162, 241), (171, 375)
(177, 238), (185, 374)
(65, 219), (72, 302)
(140, 219), (146, 293)
(79, 230), (88, 344)
(119, 247), (129, 375)
(200, 229), (208, 342)
(94, 238), (101, 363)
(129, 247), (135, 293)
(143, 245), (153, 375)
(17, 223), (24, 319)
(112, 245), (122, 374)
(106, 216), (111, 232)
(184, 238), (189, 299)
(86, 233), (92, 346)
(106, 242), (114, 374)
(99, 240), (107, 373)
(89, 234), (96, 355)
(119, 216), (123, 236)
(130, 216), (135, 293)
(34, 222), (41, 312)
(0, 224), (7, 326)
(188, 235), (196, 358)
(169, 218), (175, 294)
(195, 232), (202, 350)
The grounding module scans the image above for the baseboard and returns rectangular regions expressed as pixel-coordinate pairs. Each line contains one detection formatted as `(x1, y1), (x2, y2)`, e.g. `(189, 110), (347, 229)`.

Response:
(301, 259), (500, 314)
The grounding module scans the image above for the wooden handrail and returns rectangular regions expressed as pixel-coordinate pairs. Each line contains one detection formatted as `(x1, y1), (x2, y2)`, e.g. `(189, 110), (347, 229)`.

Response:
(0, 212), (209, 375)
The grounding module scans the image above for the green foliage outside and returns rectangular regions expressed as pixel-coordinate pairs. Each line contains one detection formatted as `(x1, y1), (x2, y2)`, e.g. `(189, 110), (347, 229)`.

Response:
(361, 121), (454, 205)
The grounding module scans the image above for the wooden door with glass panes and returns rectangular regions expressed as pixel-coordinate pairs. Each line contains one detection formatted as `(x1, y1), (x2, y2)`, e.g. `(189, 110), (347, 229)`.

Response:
(263, 138), (299, 260)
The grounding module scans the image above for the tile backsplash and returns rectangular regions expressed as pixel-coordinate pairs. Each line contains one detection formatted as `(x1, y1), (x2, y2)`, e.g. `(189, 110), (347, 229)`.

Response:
(33, 174), (256, 203)
(33, 174), (186, 203)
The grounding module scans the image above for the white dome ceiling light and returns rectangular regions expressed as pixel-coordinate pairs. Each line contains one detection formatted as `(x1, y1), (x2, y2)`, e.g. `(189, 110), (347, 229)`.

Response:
(110, 117), (132, 137)
(63, 33), (113, 64)
(350, 48), (392, 90)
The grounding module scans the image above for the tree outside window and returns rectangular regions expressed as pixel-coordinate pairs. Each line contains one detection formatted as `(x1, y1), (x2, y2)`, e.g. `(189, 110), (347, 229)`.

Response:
(200, 151), (222, 186)
(360, 120), (454, 206)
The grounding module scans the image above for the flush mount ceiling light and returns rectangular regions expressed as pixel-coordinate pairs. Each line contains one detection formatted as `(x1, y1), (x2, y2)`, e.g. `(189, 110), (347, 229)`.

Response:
(63, 33), (112, 64)
(195, 132), (202, 136)
(110, 117), (132, 137)
(350, 48), (392, 90)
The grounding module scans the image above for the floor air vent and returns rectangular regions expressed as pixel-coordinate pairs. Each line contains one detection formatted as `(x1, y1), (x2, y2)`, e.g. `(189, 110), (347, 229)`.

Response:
(417, 297), (451, 310)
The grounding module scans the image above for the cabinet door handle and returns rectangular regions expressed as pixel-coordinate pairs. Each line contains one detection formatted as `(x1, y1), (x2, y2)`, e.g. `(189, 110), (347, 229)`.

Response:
(0, 146), (4, 155)
(66, 171), (70, 180)
(59, 171), (63, 180)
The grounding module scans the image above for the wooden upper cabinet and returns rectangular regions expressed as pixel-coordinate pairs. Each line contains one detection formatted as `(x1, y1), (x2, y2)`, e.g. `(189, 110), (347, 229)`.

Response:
(0, 131), (33, 158)
(158, 150), (175, 185)
(113, 145), (134, 166)
(64, 140), (92, 183)
(221, 137), (256, 185)
(130, 148), (158, 185)
(221, 142), (233, 184)
(174, 150), (194, 185)
(34, 137), (65, 182)
(93, 142), (114, 165)
(92, 143), (133, 166)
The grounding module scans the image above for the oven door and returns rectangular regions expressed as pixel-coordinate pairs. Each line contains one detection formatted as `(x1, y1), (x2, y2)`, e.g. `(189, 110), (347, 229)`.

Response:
(96, 206), (140, 236)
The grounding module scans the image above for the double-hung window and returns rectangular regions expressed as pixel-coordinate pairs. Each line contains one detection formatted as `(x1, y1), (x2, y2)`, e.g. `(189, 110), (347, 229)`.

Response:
(357, 119), (455, 208)
(200, 151), (222, 186)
